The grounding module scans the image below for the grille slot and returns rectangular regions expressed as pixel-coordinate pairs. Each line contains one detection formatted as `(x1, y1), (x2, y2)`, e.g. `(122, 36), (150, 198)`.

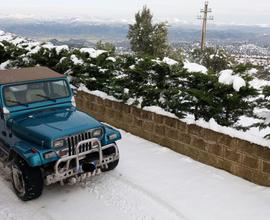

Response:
(67, 131), (92, 155)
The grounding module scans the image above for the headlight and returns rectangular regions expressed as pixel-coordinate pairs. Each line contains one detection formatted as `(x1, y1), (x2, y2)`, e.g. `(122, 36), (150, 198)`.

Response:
(57, 148), (69, 157)
(53, 139), (65, 148)
(92, 128), (103, 138)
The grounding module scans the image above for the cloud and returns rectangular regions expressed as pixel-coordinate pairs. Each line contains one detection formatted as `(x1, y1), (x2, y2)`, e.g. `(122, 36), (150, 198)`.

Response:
(1, 0), (270, 25)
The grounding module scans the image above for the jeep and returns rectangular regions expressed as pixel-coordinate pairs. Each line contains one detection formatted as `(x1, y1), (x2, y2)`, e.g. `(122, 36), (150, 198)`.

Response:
(0, 67), (121, 201)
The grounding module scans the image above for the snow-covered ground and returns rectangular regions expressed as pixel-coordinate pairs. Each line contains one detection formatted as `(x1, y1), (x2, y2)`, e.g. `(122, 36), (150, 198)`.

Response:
(1, 129), (270, 220)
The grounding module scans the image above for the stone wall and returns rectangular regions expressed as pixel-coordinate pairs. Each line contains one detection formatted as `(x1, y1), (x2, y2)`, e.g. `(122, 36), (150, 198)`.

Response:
(76, 91), (270, 186)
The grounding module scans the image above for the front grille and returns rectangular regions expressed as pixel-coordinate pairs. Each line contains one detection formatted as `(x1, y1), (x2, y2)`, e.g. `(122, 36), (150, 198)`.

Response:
(67, 130), (92, 155)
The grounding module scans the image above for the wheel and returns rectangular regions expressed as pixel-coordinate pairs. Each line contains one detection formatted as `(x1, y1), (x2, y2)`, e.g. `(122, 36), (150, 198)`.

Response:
(11, 157), (43, 201)
(101, 159), (119, 172)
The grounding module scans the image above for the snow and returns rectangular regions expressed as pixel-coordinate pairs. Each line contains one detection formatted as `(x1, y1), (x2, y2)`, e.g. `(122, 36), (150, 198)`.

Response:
(233, 75), (246, 91)
(123, 88), (129, 94)
(218, 69), (234, 85)
(55, 45), (69, 54)
(126, 97), (144, 107)
(77, 84), (120, 102)
(144, 104), (270, 147)
(0, 32), (14, 42)
(152, 58), (162, 64)
(143, 106), (178, 119)
(21, 41), (40, 51)
(70, 55), (84, 65)
(129, 65), (135, 70)
(1, 129), (270, 220)
(144, 106), (270, 147)
(162, 57), (178, 65)
(218, 69), (246, 91)
(0, 60), (11, 70)
(250, 78), (270, 90)
(248, 68), (258, 75)
(183, 61), (208, 74)
(185, 116), (270, 147)
(59, 57), (66, 63)
(27, 45), (41, 55)
(80, 48), (106, 58)
(106, 57), (116, 62)
(42, 43), (56, 50)
(11, 37), (25, 45)
(42, 43), (69, 54)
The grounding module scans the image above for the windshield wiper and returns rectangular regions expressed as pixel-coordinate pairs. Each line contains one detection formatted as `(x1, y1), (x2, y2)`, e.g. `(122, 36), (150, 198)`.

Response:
(36, 94), (57, 102)
(6, 99), (29, 107)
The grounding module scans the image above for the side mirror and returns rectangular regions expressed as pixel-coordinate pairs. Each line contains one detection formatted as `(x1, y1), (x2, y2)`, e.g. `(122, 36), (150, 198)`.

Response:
(0, 107), (10, 119)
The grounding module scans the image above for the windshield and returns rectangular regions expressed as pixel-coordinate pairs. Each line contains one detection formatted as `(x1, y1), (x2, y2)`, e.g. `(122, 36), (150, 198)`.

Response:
(3, 80), (70, 107)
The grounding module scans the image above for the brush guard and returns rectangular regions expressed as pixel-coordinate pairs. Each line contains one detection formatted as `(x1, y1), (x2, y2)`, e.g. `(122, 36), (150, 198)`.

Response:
(45, 138), (119, 185)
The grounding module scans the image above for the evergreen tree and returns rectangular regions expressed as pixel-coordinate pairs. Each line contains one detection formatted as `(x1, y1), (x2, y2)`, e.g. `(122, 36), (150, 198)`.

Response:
(177, 71), (258, 126)
(128, 6), (168, 57)
(253, 86), (270, 138)
(191, 47), (234, 73)
(96, 40), (116, 55)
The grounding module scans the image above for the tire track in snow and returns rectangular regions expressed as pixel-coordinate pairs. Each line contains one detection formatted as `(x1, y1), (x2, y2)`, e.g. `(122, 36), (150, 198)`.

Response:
(0, 205), (21, 220)
(0, 163), (22, 220)
(83, 171), (189, 220)
(0, 163), (55, 220)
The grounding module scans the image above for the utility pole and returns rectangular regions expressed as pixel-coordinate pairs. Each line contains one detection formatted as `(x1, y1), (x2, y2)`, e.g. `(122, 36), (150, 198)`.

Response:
(198, 1), (213, 50)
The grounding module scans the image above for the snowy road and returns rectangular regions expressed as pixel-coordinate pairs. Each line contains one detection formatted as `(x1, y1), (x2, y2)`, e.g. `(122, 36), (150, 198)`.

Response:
(1, 130), (270, 220)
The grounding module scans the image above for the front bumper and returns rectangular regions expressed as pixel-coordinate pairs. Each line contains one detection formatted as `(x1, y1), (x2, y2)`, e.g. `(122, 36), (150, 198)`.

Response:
(45, 138), (119, 185)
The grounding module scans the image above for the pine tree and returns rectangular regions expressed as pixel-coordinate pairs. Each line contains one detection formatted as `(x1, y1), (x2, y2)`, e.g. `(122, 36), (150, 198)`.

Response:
(128, 6), (168, 57)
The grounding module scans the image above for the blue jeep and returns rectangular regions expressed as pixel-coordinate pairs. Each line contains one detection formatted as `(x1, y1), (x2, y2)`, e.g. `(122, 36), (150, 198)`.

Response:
(0, 66), (121, 201)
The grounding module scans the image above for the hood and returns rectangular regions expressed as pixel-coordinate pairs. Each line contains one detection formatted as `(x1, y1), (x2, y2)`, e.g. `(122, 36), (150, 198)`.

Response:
(9, 107), (102, 147)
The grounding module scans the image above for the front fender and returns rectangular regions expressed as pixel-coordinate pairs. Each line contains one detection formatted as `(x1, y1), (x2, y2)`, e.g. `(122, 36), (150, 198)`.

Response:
(102, 124), (122, 145)
(10, 141), (43, 167)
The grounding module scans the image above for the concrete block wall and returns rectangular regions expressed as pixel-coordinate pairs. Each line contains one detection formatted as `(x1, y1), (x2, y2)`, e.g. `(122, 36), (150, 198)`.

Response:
(76, 91), (270, 186)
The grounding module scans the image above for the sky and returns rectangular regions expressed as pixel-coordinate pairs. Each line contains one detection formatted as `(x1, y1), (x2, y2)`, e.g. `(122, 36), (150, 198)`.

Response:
(1, 0), (270, 25)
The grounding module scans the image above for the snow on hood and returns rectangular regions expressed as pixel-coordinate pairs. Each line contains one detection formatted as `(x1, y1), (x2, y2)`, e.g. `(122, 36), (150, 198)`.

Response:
(183, 61), (208, 74)
(218, 69), (246, 92)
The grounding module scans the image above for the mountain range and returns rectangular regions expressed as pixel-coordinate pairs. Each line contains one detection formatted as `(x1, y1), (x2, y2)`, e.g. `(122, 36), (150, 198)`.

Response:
(0, 17), (270, 47)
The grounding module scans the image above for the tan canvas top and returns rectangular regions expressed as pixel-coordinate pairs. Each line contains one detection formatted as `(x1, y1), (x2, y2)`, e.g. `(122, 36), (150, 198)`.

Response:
(0, 67), (64, 84)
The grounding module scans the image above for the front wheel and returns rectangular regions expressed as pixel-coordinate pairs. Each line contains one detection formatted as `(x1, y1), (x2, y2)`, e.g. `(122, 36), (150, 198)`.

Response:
(11, 157), (43, 201)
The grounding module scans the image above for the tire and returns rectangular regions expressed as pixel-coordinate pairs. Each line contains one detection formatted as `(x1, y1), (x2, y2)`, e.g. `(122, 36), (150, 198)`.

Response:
(11, 157), (43, 201)
(101, 159), (119, 172)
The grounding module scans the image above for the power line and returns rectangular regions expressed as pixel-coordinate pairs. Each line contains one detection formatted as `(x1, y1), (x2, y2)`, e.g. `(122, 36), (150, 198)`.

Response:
(197, 1), (214, 50)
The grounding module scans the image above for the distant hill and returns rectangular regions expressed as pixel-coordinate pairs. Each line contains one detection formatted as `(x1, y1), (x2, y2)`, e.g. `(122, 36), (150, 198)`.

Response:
(1, 17), (270, 46)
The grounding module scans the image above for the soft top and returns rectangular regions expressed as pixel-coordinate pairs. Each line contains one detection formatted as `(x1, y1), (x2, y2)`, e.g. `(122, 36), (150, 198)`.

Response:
(0, 66), (64, 84)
